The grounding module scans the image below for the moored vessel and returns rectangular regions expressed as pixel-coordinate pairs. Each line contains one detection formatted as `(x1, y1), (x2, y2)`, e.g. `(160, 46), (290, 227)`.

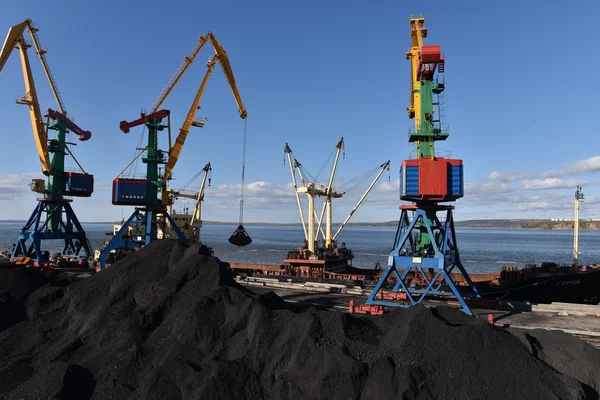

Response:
(228, 185), (600, 305)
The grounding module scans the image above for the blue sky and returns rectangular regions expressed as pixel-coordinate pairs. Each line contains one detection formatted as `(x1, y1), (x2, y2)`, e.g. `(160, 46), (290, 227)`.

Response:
(1, 0), (600, 223)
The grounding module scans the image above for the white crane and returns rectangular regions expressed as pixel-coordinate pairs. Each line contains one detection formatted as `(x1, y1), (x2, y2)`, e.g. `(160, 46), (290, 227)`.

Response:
(284, 138), (390, 254)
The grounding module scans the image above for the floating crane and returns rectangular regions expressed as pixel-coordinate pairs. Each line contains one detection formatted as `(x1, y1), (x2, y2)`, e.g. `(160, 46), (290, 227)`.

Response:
(364, 14), (480, 315)
(98, 32), (246, 270)
(0, 19), (94, 267)
(283, 139), (390, 273)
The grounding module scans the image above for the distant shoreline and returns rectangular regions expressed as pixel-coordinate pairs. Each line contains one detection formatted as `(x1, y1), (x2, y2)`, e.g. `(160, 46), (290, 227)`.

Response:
(0, 219), (596, 230)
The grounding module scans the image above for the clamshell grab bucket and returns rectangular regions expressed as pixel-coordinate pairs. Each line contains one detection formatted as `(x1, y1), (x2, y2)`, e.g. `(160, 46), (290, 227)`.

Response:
(228, 224), (252, 247)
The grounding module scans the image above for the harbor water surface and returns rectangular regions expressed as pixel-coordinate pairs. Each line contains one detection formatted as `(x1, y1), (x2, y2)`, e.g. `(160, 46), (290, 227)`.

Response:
(1, 221), (599, 274)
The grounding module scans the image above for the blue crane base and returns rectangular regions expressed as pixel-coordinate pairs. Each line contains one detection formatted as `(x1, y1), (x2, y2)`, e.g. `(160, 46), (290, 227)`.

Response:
(10, 199), (93, 266)
(365, 204), (481, 315)
(98, 207), (188, 270)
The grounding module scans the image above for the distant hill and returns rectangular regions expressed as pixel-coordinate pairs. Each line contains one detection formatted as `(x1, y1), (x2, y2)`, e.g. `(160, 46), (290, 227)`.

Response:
(519, 220), (600, 230)
(2, 219), (594, 230)
(455, 219), (600, 230)
(201, 220), (574, 229)
(200, 220), (399, 227)
(454, 219), (536, 229)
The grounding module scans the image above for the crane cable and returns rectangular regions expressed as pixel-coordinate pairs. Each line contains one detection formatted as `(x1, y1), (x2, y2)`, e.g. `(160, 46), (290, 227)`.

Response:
(314, 146), (337, 183)
(238, 118), (248, 225)
(131, 125), (147, 178)
(337, 164), (386, 193)
(228, 118), (252, 247)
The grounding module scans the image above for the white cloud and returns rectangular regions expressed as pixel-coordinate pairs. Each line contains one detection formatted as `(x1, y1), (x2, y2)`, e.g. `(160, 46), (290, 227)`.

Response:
(376, 179), (399, 193)
(0, 173), (44, 200)
(95, 181), (112, 188)
(540, 155), (600, 178)
(5, 164), (599, 222)
(488, 171), (532, 182)
(196, 154), (600, 221)
(196, 178), (403, 218)
(520, 178), (591, 190)
(209, 181), (293, 200)
(485, 156), (600, 192)
(465, 181), (516, 195)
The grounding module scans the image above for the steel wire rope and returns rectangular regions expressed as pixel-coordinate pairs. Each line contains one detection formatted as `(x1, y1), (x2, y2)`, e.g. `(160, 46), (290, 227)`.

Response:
(130, 125), (147, 178)
(575, 212), (592, 263)
(300, 164), (317, 185)
(336, 165), (382, 193)
(180, 168), (204, 191)
(238, 118), (248, 225)
(65, 129), (72, 173)
(314, 146), (337, 183)
(579, 234), (591, 258)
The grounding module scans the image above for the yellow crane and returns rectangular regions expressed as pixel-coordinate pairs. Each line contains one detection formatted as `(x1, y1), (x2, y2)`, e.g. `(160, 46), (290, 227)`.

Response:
(161, 32), (247, 188)
(0, 19), (64, 174)
(0, 19), (94, 265)
(102, 31), (249, 268)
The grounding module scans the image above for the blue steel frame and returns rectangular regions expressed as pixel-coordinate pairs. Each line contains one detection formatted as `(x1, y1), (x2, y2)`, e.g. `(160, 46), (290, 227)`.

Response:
(11, 199), (93, 264)
(98, 207), (188, 270)
(365, 205), (481, 315)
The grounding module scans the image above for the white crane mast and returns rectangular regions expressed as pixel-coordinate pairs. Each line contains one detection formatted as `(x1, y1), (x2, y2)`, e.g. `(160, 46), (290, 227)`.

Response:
(285, 139), (390, 254)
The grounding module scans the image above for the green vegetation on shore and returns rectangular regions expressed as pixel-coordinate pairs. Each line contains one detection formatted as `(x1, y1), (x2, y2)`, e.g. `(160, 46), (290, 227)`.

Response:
(519, 220), (600, 230)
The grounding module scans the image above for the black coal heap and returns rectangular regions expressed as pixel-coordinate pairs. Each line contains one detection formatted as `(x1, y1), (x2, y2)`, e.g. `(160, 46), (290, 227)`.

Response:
(0, 239), (598, 400)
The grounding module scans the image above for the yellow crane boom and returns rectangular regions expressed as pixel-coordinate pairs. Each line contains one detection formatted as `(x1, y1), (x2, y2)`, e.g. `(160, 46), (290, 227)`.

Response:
(406, 15), (427, 130)
(207, 33), (247, 119)
(151, 35), (209, 113)
(0, 20), (52, 173)
(160, 32), (247, 186)
(406, 15), (426, 129)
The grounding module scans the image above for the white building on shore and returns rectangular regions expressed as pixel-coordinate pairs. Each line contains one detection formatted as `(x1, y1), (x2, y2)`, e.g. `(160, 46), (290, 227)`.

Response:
(550, 218), (600, 222)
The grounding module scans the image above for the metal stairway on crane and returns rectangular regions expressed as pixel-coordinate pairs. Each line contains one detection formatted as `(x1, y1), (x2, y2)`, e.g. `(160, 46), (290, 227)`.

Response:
(1, 19), (95, 268)
(364, 14), (480, 315)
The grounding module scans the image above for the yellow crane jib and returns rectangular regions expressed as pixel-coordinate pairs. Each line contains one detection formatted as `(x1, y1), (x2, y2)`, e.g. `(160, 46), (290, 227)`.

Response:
(160, 32), (247, 186)
(207, 33), (247, 119)
(151, 35), (209, 113)
(406, 16), (426, 123)
(0, 20), (50, 174)
(2, 18), (95, 267)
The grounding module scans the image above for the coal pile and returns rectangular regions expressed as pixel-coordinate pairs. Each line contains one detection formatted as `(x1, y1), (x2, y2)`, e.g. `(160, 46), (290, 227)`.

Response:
(0, 239), (598, 400)
(0, 265), (51, 332)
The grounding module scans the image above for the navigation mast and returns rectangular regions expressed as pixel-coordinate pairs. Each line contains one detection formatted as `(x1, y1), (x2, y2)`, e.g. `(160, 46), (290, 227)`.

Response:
(574, 185), (584, 267)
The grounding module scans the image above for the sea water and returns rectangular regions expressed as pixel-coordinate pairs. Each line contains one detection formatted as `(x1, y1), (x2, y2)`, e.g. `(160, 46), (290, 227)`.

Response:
(1, 221), (599, 274)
